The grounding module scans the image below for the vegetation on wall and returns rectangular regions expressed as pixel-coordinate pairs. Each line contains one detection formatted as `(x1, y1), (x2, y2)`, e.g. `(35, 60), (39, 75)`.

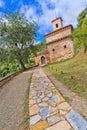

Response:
(77, 7), (87, 27)
(72, 7), (87, 52)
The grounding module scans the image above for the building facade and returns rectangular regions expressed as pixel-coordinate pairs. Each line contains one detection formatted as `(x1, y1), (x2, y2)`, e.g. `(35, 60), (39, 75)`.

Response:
(35, 17), (74, 65)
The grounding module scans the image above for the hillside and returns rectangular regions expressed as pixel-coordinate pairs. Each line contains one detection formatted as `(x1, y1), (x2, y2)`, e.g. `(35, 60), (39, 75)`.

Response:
(45, 51), (87, 99)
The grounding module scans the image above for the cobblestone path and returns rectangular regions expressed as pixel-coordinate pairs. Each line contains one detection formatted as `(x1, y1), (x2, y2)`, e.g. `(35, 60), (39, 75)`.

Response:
(0, 70), (32, 130)
(29, 68), (87, 130)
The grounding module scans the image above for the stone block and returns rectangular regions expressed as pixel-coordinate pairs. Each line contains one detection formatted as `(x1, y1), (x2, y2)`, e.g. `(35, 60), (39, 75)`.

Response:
(47, 115), (60, 126)
(39, 102), (48, 107)
(29, 100), (36, 105)
(42, 97), (49, 102)
(45, 120), (71, 130)
(48, 100), (57, 107)
(40, 106), (49, 120)
(57, 102), (72, 111)
(30, 120), (49, 130)
(30, 104), (40, 116)
(66, 110), (87, 130)
(30, 114), (41, 126)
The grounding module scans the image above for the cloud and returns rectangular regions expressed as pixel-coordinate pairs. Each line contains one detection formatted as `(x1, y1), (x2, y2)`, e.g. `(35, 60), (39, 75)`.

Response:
(20, 0), (87, 41)
(0, 0), (5, 7)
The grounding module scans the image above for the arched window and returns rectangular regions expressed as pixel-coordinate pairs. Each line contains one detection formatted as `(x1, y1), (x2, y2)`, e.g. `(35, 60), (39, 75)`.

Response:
(56, 24), (58, 28)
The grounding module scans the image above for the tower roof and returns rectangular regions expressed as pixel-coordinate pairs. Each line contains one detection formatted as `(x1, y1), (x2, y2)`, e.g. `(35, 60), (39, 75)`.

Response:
(51, 17), (63, 23)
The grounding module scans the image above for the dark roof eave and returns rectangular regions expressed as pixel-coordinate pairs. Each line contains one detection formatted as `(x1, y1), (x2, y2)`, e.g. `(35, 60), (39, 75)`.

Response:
(44, 25), (73, 37)
(51, 17), (63, 23)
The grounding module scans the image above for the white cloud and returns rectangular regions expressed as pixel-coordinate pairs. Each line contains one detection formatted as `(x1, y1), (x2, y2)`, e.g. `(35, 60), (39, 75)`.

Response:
(20, 0), (87, 41)
(20, 5), (38, 22)
(0, 0), (4, 7)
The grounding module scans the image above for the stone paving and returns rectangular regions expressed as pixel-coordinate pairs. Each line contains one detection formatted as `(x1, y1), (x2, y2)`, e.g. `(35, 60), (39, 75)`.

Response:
(29, 68), (87, 130)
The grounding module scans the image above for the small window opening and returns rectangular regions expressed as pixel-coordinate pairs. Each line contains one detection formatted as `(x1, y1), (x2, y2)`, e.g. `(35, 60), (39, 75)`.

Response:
(52, 49), (55, 52)
(56, 24), (58, 28)
(64, 45), (67, 48)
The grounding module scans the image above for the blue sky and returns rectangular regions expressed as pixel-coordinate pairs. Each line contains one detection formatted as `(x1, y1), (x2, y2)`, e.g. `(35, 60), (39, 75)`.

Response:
(0, 0), (87, 43)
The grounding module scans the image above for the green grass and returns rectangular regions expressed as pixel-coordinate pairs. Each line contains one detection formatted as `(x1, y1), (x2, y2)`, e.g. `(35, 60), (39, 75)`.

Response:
(45, 51), (87, 99)
(64, 96), (72, 104)
(23, 74), (32, 129)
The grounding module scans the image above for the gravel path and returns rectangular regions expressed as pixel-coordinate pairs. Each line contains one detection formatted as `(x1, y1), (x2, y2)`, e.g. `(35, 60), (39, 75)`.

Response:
(44, 68), (87, 120)
(0, 70), (32, 130)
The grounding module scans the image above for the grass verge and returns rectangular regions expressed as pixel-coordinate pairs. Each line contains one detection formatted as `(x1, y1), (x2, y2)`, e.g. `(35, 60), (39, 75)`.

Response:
(23, 73), (32, 129)
(45, 51), (87, 99)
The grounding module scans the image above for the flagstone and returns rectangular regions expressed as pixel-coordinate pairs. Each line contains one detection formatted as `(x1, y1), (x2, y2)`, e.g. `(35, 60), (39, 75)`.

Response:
(42, 97), (49, 101)
(40, 106), (49, 120)
(59, 110), (68, 116)
(66, 110), (87, 130)
(47, 115), (60, 126)
(51, 95), (58, 103)
(36, 98), (42, 103)
(29, 92), (37, 98)
(39, 102), (48, 107)
(30, 104), (40, 116)
(48, 106), (57, 116)
(48, 100), (57, 107)
(30, 114), (41, 126)
(30, 120), (49, 130)
(48, 92), (53, 98)
(57, 102), (72, 111)
(45, 120), (71, 130)
(40, 93), (45, 99)
(29, 99), (36, 105)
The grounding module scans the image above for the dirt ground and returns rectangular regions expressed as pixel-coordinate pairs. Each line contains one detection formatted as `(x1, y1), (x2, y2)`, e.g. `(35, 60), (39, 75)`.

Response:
(0, 70), (32, 130)
(43, 68), (87, 120)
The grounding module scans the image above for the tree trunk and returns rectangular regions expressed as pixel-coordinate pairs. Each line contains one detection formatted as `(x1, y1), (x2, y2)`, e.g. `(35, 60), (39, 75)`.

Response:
(19, 59), (26, 70)
(84, 44), (87, 53)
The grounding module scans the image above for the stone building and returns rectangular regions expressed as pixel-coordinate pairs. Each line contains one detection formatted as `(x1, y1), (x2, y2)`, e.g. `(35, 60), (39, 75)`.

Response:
(35, 17), (74, 65)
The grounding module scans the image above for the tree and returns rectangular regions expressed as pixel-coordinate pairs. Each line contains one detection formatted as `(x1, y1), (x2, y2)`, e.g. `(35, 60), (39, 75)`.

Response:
(34, 42), (46, 53)
(0, 47), (8, 64)
(77, 7), (87, 27)
(0, 12), (37, 70)
(72, 18), (87, 52)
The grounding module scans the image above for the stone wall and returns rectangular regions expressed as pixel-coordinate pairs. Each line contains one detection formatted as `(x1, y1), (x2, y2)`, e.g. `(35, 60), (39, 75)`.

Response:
(47, 38), (74, 63)
(45, 26), (72, 44)
(35, 52), (50, 65)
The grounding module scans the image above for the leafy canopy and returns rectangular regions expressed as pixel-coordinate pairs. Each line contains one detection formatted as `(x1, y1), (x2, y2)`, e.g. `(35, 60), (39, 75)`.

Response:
(0, 11), (37, 70)
(77, 7), (87, 26)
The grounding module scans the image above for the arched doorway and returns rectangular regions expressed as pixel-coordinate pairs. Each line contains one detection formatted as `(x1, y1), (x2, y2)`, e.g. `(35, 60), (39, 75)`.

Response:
(41, 56), (46, 64)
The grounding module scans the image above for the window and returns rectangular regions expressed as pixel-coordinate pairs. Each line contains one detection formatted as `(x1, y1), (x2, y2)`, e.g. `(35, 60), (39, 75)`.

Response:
(64, 45), (67, 48)
(56, 24), (58, 28)
(52, 49), (55, 52)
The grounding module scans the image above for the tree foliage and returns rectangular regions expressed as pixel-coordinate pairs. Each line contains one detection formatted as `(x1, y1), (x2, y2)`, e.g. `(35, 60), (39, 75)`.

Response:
(72, 18), (87, 52)
(77, 7), (87, 27)
(0, 11), (37, 70)
(34, 42), (46, 53)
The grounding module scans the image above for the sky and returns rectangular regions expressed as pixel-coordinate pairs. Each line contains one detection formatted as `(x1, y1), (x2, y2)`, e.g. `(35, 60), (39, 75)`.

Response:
(0, 0), (87, 43)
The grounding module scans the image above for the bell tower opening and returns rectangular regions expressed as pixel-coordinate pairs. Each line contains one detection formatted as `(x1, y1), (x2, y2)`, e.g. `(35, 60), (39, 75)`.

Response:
(52, 17), (63, 31)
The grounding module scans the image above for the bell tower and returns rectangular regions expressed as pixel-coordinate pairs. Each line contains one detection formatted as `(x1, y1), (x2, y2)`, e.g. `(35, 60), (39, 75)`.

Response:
(51, 17), (63, 31)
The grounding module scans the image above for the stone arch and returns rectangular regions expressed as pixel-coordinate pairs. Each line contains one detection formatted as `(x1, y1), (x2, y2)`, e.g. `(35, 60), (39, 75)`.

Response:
(41, 56), (46, 64)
